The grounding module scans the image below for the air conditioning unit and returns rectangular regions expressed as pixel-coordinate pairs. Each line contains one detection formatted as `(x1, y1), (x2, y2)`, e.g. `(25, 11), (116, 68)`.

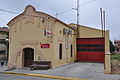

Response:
(63, 28), (72, 34)
(68, 30), (72, 34)
(63, 28), (67, 34)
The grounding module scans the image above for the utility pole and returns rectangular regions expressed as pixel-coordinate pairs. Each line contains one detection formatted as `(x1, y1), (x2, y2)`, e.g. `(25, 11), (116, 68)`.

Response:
(77, 0), (80, 36)
(100, 8), (104, 37)
(100, 8), (106, 69)
(77, 0), (79, 27)
(55, 13), (58, 18)
(100, 8), (106, 38)
(103, 11), (106, 38)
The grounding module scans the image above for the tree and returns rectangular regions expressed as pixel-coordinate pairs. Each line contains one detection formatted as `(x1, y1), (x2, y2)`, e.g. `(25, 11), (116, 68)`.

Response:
(110, 40), (115, 53)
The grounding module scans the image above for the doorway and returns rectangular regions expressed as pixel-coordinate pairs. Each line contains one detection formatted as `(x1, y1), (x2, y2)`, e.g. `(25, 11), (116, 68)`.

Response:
(77, 38), (105, 63)
(23, 48), (34, 67)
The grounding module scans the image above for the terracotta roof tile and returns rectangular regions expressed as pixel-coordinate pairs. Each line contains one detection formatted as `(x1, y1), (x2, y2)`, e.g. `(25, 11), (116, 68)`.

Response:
(0, 27), (9, 32)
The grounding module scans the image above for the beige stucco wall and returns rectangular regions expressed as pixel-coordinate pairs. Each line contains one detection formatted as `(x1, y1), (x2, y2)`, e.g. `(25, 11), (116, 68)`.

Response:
(7, 5), (76, 69)
(79, 26), (102, 38)
(52, 22), (76, 67)
(104, 31), (111, 73)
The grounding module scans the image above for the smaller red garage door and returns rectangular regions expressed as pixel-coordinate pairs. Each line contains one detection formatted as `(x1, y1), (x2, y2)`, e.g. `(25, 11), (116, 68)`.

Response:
(77, 38), (105, 63)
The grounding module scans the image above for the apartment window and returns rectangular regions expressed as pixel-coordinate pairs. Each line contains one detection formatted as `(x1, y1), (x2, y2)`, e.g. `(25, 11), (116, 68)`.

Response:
(59, 43), (62, 59)
(71, 45), (73, 57)
(0, 39), (6, 44)
(0, 50), (5, 54)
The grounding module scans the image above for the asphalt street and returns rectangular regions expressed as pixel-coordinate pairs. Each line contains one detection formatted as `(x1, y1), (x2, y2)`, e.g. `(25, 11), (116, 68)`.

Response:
(0, 62), (120, 80)
(0, 73), (59, 80)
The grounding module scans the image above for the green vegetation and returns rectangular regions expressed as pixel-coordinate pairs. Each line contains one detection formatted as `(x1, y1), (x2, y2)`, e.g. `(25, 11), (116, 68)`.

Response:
(111, 53), (120, 74)
(111, 53), (120, 61)
(110, 40), (115, 53)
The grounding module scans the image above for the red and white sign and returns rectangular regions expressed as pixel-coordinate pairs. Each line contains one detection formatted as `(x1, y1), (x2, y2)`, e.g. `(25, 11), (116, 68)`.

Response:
(44, 30), (52, 37)
(41, 44), (50, 48)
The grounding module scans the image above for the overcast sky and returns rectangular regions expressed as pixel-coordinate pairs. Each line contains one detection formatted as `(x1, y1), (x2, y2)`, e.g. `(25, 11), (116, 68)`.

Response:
(0, 0), (119, 41)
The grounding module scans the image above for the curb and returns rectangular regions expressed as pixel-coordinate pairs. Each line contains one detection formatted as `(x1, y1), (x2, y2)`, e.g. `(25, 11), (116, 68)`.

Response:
(3, 72), (88, 80)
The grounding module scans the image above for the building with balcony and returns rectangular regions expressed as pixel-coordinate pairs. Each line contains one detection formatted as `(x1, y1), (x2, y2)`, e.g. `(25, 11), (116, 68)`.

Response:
(0, 27), (9, 64)
(114, 40), (120, 52)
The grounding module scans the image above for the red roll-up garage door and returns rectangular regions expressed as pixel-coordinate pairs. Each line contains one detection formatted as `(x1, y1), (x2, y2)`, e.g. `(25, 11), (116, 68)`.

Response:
(77, 38), (105, 63)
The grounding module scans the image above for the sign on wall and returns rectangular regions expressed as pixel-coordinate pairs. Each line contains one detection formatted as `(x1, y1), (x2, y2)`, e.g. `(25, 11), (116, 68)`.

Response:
(41, 44), (50, 48)
(44, 30), (52, 37)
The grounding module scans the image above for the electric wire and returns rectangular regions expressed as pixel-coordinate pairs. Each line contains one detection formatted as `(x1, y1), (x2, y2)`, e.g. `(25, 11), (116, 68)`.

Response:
(0, 0), (97, 20)
(0, 0), (97, 17)
(55, 0), (97, 16)
(55, 8), (76, 17)
(0, 9), (19, 14)
(79, 0), (97, 7)
(0, 9), (45, 19)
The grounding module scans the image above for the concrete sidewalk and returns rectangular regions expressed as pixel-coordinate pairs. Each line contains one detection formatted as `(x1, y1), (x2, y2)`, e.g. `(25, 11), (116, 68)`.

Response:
(0, 62), (120, 80)
(0, 63), (87, 80)
(0, 66), (7, 72)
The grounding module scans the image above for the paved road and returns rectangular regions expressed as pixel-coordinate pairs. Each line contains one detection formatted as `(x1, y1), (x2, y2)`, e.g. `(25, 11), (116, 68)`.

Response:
(0, 73), (59, 80)
(1, 62), (120, 80)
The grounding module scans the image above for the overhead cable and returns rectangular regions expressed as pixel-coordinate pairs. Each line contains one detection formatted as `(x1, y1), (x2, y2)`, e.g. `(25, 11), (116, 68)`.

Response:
(55, 0), (97, 16)
(0, 0), (97, 17)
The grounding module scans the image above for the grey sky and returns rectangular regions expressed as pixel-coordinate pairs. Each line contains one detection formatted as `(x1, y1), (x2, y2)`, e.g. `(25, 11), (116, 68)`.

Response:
(0, 0), (119, 41)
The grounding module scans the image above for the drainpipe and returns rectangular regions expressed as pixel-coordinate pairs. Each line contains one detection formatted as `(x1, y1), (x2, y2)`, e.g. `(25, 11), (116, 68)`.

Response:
(65, 34), (69, 63)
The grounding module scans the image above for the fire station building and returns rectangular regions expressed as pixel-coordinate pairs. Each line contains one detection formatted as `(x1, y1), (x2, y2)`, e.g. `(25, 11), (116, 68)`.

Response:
(7, 5), (111, 73)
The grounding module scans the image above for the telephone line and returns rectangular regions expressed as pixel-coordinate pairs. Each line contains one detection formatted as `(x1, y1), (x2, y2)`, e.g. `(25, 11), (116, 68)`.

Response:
(0, 9), (45, 19)
(0, 0), (97, 17)
(55, 0), (97, 16)
(0, 9), (19, 14)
